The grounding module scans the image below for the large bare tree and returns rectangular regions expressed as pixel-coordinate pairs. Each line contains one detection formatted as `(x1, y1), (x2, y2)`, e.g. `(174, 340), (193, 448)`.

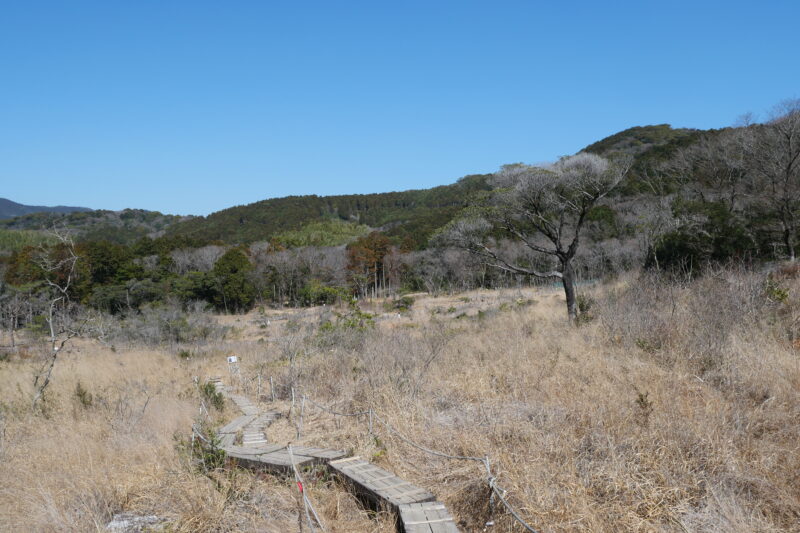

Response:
(441, 153), (630, 321)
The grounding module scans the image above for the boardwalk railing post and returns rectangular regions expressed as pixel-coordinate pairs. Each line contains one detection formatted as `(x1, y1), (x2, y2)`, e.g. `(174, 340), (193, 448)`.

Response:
(485, 455), (496, 521)
(290, 387), (296, 421)
(297, 395), (305, 439)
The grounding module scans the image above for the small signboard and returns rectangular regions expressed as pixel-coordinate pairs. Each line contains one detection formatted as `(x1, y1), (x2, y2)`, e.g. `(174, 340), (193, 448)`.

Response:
(227, 355), (238, 364)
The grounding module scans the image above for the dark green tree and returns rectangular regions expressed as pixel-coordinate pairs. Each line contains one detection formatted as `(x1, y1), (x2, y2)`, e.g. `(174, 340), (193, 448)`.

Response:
(211, 248), (255, 312)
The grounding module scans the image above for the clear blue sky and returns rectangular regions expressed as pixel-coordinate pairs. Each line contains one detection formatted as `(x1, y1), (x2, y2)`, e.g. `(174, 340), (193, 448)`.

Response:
(1, 1), (798, 215)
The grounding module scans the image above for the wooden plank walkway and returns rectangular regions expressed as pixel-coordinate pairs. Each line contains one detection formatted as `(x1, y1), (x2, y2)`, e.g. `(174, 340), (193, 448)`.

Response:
(217, 414), (257, 435)
(225, 443), (348, 474)
(225, 445), (317, 474)
(328, 456), (436, 510)
(399, 502), (459, 533)
(208, 378), (460, 532)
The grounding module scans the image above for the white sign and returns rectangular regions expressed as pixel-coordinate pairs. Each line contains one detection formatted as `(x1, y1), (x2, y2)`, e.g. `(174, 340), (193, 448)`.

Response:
(227, 356), (238, 364)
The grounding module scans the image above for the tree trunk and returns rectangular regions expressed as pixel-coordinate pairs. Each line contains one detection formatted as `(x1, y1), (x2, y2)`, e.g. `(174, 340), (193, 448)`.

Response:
(561, 260), (579, 323)
(9, 313), (16, 350)
(784, 226), (796, 261)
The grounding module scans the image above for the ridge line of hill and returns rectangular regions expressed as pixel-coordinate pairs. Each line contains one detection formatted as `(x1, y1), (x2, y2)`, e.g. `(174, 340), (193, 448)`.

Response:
(0, 123), (714, 248)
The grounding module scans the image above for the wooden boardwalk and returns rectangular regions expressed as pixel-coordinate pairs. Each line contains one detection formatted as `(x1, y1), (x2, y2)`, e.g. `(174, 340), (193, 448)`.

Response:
(329, 456), (436, 508)
(399, 502), (460, 533)
(208, 378), (459, 532)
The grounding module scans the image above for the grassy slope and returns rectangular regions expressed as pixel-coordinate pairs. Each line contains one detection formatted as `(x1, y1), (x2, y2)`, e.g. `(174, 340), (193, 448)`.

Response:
(273, 219), (371, 247)
(0, 228), (55, 254)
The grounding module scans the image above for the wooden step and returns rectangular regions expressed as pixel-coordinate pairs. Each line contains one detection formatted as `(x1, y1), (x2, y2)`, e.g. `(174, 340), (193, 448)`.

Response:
(255, 411), (281, 423)
(243, 439), (269, 445)
(329, 456), (436, 510)
(399, 502), (460, 533)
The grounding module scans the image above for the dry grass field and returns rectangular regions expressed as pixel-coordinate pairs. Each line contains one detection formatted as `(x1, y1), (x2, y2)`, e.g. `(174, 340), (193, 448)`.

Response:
(1, 267), (799, 532)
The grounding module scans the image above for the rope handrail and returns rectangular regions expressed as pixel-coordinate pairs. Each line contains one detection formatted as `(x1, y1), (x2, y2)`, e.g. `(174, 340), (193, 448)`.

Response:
(371, 411), (487, 464)
(303, 394), (371, 417)
(489, 478), (539, 533)
(372, 411), (539, 532)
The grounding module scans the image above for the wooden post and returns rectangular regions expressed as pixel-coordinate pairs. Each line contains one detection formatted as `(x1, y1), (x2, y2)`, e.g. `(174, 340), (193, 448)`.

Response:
(297, 395), (305, 439)
(290, 387), (295, 421)
(270, 376), (275, 402)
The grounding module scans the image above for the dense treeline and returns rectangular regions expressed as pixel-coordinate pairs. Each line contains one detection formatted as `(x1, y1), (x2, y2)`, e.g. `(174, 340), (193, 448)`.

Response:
(0, 232), (541, 319)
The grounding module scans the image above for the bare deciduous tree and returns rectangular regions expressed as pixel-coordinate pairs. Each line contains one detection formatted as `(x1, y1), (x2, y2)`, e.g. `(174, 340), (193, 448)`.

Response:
(0, 283), (27, 352)
(169, 245), (225, 275)
(662, 127), (751, 213)
(32, 230), (85, 408)
(747, 99), (800, 260)
(441, 153), (630, 321)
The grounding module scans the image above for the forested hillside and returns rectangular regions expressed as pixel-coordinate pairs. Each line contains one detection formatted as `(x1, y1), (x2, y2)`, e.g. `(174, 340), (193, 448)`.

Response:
(164, 174), (493, 248)
(2, 101), (798, 317)
(0, 125), (714, 250)
(582, 124), (709, 194)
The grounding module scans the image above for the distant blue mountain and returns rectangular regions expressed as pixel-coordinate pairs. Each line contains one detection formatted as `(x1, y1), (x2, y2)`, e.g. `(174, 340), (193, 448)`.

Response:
(0, 198), (92, 219)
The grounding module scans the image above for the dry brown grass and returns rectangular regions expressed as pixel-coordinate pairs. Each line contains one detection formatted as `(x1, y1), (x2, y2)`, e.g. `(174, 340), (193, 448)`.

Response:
(0, 341), (392, 532)
(1, 267), (799, 532)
